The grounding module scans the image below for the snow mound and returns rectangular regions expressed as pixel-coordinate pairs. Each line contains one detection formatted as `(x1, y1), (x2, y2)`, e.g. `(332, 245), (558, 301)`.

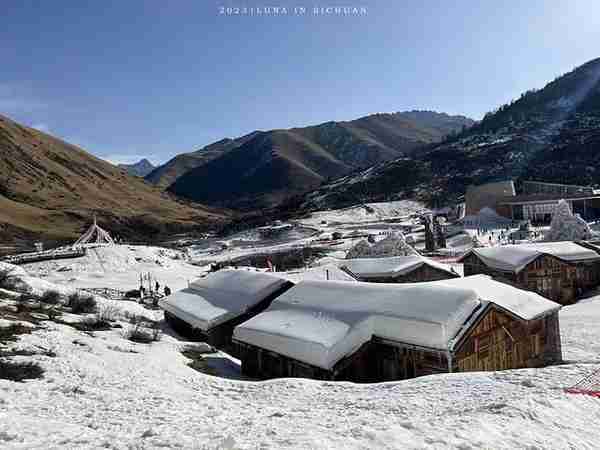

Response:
(545, 199), (594, 242)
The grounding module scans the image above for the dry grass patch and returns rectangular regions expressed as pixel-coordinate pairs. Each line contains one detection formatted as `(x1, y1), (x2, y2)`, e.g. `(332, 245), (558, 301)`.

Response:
(0, 360), (44, 382)
(0, 323), (35, 342)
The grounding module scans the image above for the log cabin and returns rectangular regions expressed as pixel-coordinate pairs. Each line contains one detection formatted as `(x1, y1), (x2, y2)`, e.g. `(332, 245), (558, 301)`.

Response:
(340, 255), (459, 283)
(459, 242), (600, 305)
(233, 275), (562, 382)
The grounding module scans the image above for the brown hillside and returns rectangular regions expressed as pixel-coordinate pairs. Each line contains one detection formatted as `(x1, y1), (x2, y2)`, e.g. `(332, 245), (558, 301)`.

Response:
(0, 114), (227, 246)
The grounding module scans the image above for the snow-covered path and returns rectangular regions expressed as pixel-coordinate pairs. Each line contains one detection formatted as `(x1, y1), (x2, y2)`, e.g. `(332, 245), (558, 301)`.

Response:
(1, 299), (600, 449)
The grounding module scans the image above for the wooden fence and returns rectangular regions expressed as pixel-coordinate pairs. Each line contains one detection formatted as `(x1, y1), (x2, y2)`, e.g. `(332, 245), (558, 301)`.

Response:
(2, 247), (87, 265)
(77, 287), (128, 301)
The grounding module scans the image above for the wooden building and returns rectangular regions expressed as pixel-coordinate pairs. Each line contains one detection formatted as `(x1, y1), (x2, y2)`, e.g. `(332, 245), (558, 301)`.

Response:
(159, 269), (293, 355)
(340, 255), (459, 283)
(233, 276), (562, 382)
(459, 242), (600, 305)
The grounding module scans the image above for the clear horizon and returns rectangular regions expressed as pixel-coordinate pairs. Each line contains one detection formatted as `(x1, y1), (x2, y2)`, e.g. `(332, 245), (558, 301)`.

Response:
(1, 0), (599, 165)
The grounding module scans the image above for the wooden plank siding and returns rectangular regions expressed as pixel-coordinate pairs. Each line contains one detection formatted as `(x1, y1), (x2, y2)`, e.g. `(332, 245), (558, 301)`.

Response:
(236, 340), (451, 383)
(454, 306), (562, 372)
(462, 252), (600, 305)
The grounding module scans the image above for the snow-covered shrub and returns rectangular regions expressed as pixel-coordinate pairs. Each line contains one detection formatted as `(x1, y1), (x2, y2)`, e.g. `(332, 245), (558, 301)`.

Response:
(345, 233), (418, 259)
(124, 317), (161, 343)
(545, 200), (594, 242)
(15, 292), (39, 313)
(80, 315), (111, 331)
(40, 290), (61, 305)
(68, 293), (97, 314)
(0, 267), (19, 291)
(46, 306), (61, 321)
(0, 323), (34, 342)
(346, 240), (371, 259)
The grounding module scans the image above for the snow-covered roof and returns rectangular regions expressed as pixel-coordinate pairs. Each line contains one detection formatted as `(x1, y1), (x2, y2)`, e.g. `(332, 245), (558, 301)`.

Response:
(341, 255), (457, 279)
(460, 242), (600, 273)
(280, 264), (357, 283)
(434, 275), (561, 322)
(159, 269), (290, 331)
(234, 280), (480, 370)
(234, 274), (562, 370)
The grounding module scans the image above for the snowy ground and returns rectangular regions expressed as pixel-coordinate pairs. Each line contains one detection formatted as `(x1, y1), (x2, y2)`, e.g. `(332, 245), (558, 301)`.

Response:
(187, 200), (443, 266)
(2, 201), (600, 449)
(1, 264), (600, 449)
(21, 245), (207, 293)
(297, 200), (427, 227)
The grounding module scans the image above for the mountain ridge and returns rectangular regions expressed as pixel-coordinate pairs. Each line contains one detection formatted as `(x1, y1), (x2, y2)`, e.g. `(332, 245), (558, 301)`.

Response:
(156, 110), (474, 210)
(299, 57), (600, 211)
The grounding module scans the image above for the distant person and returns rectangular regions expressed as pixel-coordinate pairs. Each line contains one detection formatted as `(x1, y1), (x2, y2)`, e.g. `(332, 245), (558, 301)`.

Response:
(155, 281), (160, 292)
(164, 285), (171, 297)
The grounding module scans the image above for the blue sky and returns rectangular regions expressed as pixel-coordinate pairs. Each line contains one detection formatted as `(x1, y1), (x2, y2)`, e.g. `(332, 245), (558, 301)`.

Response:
(1, 0), (599, 165)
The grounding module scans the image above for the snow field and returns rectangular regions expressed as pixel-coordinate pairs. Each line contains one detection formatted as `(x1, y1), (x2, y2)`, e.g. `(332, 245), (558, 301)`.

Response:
(1, 313), (599, 449)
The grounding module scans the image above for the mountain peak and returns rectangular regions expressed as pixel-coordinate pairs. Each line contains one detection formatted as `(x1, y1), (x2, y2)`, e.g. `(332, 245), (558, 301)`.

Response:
(119, 158), (155, 177)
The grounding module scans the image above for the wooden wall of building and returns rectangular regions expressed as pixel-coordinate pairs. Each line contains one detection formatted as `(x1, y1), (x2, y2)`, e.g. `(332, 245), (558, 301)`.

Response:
(454, 307), (562, 372)
(236, 340), (450, 383)
(463, 253), (600, 305)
